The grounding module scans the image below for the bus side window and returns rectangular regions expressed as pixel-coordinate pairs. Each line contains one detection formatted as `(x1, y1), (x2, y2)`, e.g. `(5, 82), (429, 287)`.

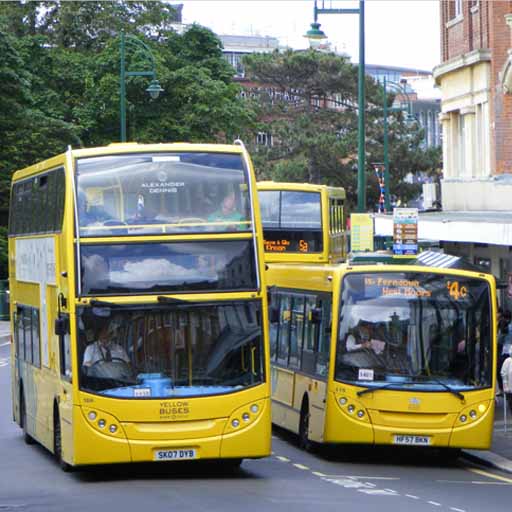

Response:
(316, 298), (332, 377)
(269, 292), (280, 363)
(301, 295), (319, 375)
(57, 314), (72, 381)
(277, 295), (291, 366)
(288, 296), (305, 370)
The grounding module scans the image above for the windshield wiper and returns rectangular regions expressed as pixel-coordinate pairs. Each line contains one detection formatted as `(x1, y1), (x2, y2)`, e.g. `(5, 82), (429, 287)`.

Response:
(357, 382), (408, 397)
(418, 376), (466, 402)
(157, 296), (189, 304)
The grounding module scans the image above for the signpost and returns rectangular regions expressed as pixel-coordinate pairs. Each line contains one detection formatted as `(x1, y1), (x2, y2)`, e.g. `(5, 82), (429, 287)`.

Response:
(393, 208), (418, 256)
(351, 213), (374, 252)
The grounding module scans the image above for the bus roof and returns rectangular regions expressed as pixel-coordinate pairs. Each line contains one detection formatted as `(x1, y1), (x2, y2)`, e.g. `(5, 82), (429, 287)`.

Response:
(257, 181), (346, 199)
(12, 142), (247, 181)
(349, 250), (491, 274)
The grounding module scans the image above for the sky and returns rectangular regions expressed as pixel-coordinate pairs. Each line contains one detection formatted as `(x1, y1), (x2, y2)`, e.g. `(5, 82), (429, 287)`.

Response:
(180, 0), (441, 72)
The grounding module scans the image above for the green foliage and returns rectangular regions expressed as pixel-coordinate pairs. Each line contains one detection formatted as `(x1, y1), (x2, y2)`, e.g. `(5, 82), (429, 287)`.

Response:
(0, 1), (259, 280)
(243, 49), (442, 212)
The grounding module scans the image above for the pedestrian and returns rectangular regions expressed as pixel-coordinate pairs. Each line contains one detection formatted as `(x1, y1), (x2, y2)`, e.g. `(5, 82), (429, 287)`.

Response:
(498, 310), (512, 393)
(501, 346), (512, 414)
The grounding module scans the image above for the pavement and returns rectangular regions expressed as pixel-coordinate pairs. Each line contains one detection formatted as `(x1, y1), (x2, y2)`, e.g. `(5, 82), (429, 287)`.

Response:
(462, 395), (512, 474)
(1, 319), (512, 475)
(0, 320), (9, 345)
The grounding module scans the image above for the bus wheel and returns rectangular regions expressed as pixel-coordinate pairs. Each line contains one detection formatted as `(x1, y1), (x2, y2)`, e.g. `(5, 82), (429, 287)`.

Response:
(299, 401), (312, 451)
(223, 458), (243, 472)
(20, 391), (35, 445)
(53, 409), (72, 472)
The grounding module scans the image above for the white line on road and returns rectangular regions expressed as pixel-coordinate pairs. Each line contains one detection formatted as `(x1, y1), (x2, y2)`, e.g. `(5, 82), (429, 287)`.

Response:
(321, 475), (400, 480)
(449, 508), (466, 512)
(427, 501), (441, 507)
(312, 471), (326, 477)
(406, 495), (420, 499)
(276, 456), (290, 462)
(293, 464), (309, 470)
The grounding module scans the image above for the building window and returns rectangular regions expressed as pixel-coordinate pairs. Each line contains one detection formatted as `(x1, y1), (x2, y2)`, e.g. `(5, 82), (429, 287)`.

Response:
(256, 132), (272, 147)
(454, 0), (462, 18)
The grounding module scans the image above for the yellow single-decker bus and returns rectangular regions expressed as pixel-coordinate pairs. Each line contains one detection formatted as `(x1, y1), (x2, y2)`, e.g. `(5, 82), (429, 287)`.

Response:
(267, 251), (496, 454)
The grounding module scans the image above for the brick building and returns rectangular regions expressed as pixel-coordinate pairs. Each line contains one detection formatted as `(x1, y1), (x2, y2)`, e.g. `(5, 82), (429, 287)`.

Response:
(376, 1), (512, 306)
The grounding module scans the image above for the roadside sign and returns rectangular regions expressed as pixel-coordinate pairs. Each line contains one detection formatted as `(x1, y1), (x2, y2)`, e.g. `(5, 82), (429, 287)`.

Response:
(351, 213), (374, 252)
(393, 208), (418, 256)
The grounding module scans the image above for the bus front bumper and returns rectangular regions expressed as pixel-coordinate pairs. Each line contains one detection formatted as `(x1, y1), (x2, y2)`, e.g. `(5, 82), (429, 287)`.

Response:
(71, 399), (271, 466)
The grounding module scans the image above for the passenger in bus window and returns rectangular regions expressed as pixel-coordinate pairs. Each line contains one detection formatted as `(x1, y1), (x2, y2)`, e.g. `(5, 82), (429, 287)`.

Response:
(207, 191), (244, 225)
(78, 190), (111, 226)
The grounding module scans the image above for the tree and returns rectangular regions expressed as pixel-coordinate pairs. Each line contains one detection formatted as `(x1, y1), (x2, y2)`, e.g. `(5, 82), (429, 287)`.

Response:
(243, 49), (441, 211)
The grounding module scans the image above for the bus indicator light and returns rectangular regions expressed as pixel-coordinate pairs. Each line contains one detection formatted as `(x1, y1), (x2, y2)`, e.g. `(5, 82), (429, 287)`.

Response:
(98, 419), (106, 428)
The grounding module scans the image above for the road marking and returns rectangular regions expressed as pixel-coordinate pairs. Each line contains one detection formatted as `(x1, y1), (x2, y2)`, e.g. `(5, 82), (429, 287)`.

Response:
(437, 480), (510, 486)
(406, 495), (419, 499)
(449, 508), (466, 512)
(0, 358), (9, 367)
(358, 489), (399, 496)
(276, 456), (290, 462)
(321, 475), (400, 480)
(293, 463), (309, 470)
(467, 468), (512, 484)
(427, 501), (441, 507)
(0, 341), (10, 347)
(312, 471), (326, 477)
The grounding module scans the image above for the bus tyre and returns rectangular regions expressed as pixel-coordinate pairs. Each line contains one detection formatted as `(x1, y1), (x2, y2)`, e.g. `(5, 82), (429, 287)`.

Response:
(299, 401), (312, 452)
(53, 409), (72, 472)
(223, 458), (242, 471)
(20, 391), (35, 445)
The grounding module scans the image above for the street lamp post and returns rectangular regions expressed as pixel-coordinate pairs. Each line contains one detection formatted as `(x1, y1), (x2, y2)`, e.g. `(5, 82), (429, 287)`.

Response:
(305, 0), (366, 212)
(383, 77), (414, 211)
(120, 30), (163, 142)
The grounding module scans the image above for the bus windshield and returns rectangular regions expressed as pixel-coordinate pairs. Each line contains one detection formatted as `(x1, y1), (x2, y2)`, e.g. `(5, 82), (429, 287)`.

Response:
(76, 152), (251, 236)
(335, 272), (492, 391)
(78, 301), (264, 398)
(259, 190), (322, 253)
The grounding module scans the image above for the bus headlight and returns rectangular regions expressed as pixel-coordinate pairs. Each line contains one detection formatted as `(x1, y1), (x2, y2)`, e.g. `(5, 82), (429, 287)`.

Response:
(469, 410), (477, 419)
(232, 419), (240, 428)
(242, 413), (250, 422)
(339, 397), (347, 405)
(88, 411), (97, 421)
(459, 415), (467, 423)
(109, 424), (118, 433)
(347, 405), (355, 414)
(357, 410), (365, 418)
(224, 399), (265, 434)
(98, 419), (106, 428)
(250, 404), (259, 413)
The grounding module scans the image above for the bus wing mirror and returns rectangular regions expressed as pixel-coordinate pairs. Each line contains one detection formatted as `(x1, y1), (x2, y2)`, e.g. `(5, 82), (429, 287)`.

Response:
(270, 306), (280, 324)
(55, 316), (69, 336)
(308, 308), (322, 325)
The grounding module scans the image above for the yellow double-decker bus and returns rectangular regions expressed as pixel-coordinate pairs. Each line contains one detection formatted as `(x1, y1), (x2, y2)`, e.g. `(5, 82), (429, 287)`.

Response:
(9, 142), (270, 470)
(267, 252), (496, 454)
(257, 182), (346, 264)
